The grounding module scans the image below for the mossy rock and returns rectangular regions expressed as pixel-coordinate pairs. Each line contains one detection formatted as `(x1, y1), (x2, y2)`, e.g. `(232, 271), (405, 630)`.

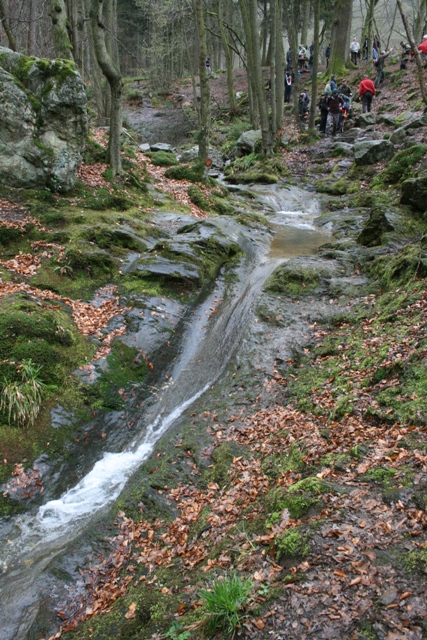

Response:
(367, 244), (427, 288)
(164, 163), (204, 182)
(63, 246), (116, 276)
(264, 263), (329, 296)
(275, 528), (309, 561)
(381, 144), (427, 184)
(145, 151), (179, 167)
(357, 208), (394, 247)
(236, 171), (278, 184)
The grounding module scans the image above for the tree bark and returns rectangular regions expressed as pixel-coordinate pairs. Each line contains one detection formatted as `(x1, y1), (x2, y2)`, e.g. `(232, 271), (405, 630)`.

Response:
(50, 0), (73, 60)
(0, 0), (17, 50)
(309, 0), (320, 130)
(274, 0), (284, 133)
(240, 0), (272, 154)
(328, 0), (352, 75)
(218, 0), (237, 113)
(193, 0), (210, 166)
(90, 0), (123, 177)
(396, 0), (427, 106)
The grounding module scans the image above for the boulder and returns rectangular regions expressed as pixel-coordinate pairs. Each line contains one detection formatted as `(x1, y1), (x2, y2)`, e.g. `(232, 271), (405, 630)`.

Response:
(353, 139), (394, 165)
(331, 142), (354, 157)
(357, 209), (394, 247)
(139, 143), (150, 152)
(401, 175), (427, 211)
(0, 47), (87, 192)
(237, 129), (261, 154)
(390, 127), (407, 145)
(378, 113), (396, 126)
(179, 146), (224, 168)
(355, 112), (376, 127)
(150, 142), (172, 152)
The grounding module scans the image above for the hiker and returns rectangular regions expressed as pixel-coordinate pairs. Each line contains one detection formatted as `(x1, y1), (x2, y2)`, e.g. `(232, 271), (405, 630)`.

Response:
(400, 43), (412, 70)
(373, 34), (381, 52)
(326, 88), (344, 136)
(339, 78), (351, 98)
(358, 75), (376, 113)
(374, 48), (393, 87)
(363, 34), (369, 60)
(330, 75), (337, 91)
(325, 43), (331, 68)
(318, 91), (330, 134)
(350, 37), (361, 65)
(286, 48), (292, 70)
(309, 49), (314, 75)
(298, 90), (310, 124)
(284, 70), (294, 103)
(205, 57), (211, 74)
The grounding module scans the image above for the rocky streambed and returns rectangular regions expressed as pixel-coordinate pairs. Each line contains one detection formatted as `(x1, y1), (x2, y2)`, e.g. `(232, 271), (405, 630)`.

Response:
(0, 183), (339, 640)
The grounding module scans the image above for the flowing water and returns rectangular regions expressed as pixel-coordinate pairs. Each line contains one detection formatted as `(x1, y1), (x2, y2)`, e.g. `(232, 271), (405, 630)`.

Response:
(0, 185), (329, 640)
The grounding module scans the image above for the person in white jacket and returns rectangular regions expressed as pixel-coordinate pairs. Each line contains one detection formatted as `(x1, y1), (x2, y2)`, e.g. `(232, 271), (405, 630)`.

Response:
(350, 37), (361, 65)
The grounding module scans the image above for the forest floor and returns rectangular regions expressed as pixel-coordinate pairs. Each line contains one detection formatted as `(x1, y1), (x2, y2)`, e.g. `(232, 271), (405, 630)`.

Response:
(1, 57), (427, 640)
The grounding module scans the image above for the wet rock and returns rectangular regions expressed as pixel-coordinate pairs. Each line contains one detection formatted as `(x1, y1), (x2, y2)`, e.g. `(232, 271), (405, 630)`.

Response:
(354, 139), (394, 165)
(237, 129), (261, 155)
(139, 143), (150, 152)
(179, 146), (224, 168)
(355, 112), (376, 127)
(337, 128), (363, 143)
(401, 114), (427, 130)
(357, 209), (394, 247)
(0, 47), (87, 191)
(395, 110), (416, 127)
(401, 174), (427, 211)
(133, 256), (201, 287)
(378, 113), (396, 126)
(379, 586), (398, 606)
(331, 141), (353, 156)
(390, 127), (407, 145)
(150, 142), (172, 152)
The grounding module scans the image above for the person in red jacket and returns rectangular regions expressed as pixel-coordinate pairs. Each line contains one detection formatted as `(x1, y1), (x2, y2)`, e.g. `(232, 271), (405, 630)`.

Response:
(358, 75), (376, 113)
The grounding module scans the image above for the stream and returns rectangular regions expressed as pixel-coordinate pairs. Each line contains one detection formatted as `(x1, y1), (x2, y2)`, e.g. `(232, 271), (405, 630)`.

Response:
(0, 185), (329, 640)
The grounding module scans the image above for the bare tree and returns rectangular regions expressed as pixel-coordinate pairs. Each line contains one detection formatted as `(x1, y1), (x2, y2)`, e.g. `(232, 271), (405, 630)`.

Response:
(90, 0), (123, 178)
(50, 0), (73, 59)
(193, 0), (211, 165)
(0, 0), (17, 50)
(396, 0), (427, 105)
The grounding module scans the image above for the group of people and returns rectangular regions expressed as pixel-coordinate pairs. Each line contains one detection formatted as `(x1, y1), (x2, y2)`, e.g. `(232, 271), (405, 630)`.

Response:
(318, 77), (352, 135)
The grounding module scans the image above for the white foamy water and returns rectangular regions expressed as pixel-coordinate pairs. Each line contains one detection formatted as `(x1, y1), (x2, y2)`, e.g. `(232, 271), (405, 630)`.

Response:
(14, 385), (210, 545)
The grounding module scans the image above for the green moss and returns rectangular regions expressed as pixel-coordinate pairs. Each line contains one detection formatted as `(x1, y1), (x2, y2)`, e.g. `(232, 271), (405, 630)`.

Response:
(146, 151), (179, 167)
(403, 548), (427, 574)
(164, 164), (204, 182)
(275, 528), (309, 560)
(264, 263), (325, 296)
(381, 145), (427, 184)
(262, 442), (306, 480)
(206, 442), (244, 486)
(187, 185), (210, 210)
(367, 244), (427, 289)
(84, 137), (107, 164)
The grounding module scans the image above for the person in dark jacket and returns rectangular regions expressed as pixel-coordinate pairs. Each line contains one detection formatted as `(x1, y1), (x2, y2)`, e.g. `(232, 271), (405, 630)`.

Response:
(284, 69), (294, 103)
(318, 91), (330, 134)
(298, 90), (310, 124)
(326, 88), (344, 135)
(325, 44), (331, 68)
(374, 48), (393, 87)
(339, 78), (351, 97)
(330, 75), (337, 91)
(359, 75), (376, 113)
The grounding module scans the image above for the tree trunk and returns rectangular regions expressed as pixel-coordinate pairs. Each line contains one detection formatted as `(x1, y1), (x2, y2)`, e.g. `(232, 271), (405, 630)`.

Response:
(90, 0), (123, 177)
(397, 0), (427, 106)
(270, 0), (277, 137)
(283, 0), (302, 130)
(0, 0), (17, 50)
(218, 0), (237, 113)
(50, 0), (73, 60)
(240, 0), (272, 154)
(27, 0), (36, 54)
(328, 0), (352, 76)
(309, 0), (320, 130)
(274, 0), (284, 133)
(413, 0), (427, 44)
(301, 0), (310, 47)
(193, 0), (210, 166)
